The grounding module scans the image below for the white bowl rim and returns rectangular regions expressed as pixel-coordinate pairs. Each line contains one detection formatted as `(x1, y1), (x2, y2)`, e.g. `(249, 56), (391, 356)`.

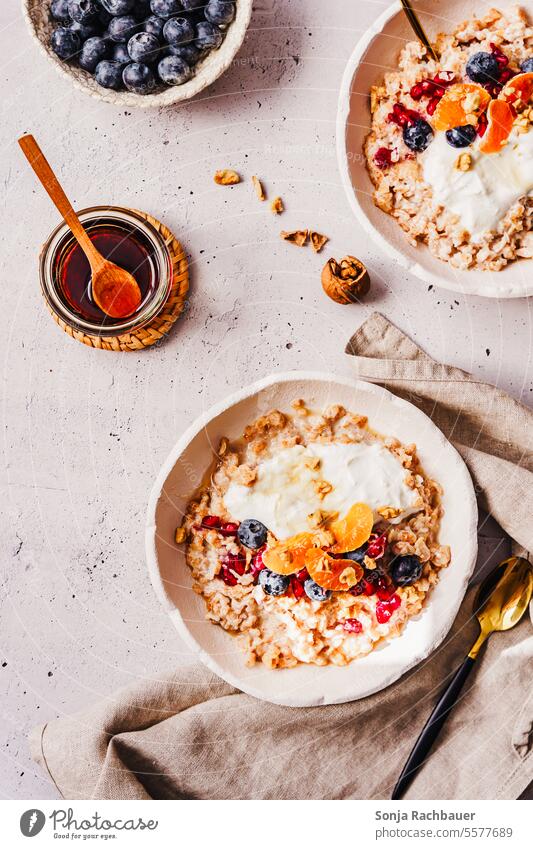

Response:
(22, 0), (253, 109)
(145, 370), (478, 706)
(335, 0), (533, 300)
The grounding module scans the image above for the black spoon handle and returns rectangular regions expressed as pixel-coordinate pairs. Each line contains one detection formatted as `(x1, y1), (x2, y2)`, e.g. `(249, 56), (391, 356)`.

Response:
(391, 656), (476, 800)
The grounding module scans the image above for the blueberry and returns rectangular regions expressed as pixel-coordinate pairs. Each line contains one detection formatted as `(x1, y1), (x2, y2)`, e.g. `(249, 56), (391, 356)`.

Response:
(100, 0), (135, 13)
(122, 61), (157, 93)
(79, 36), (110, 72)
(195, 20), (223, 51)
(466, 51), (500, 84)
(67, 0), (98, 23)
(112, 42), (131, 64)
(403, 119), (433, 152)
(50, 0), (71, 23)
(109, 15), (139, 43)
(205, 0), (235, 26)
(521, 58), (533, 73)
(339, 544), (367, 565)
(390, 555), (423, 587)
(128, 31), (160, 62)
(163, 16), (194, 45)
(69, 19), (98, 39)
(150, 0), (183, 18)
(304, 579), (331, 603)
(167, 42), (203, 64)
(143, 14), (165, 39)
(237, 519), (268, 550)
(94, 59), (124, 89)
(50, 27), (81, 60)
(157, 54), (192, 84)
(258, 569), (290, 597)
(445, 124), (477, 148)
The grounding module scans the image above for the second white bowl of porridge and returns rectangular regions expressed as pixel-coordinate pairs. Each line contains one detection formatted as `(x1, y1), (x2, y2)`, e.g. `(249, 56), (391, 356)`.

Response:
(337, 0), (533, 298)
(146, 373), (478, 706)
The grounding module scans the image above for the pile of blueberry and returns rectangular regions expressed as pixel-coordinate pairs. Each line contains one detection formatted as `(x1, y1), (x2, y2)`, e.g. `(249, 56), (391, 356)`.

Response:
(49, 0), (236, 94)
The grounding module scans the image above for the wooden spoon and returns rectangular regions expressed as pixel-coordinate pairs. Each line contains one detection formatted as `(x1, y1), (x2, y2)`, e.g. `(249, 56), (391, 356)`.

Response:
(18, 135), (141, 319)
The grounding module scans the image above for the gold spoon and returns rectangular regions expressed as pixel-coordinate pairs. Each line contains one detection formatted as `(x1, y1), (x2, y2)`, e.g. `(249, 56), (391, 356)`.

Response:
(400, 0), (439, 62)
(392, 556), (533, 799)
(18, 135), (142, 320)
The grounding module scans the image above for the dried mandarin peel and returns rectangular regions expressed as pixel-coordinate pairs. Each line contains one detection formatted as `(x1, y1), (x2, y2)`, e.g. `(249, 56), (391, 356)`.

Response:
(305, 548), (363, 591)
(479, 99), (515, 153)
(432, 83), (491, 132)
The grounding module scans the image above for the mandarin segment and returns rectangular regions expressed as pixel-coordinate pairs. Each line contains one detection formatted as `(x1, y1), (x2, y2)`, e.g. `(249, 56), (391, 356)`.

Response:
(263, 532), (324, 575)
(305, 549), (363, 591)
(479, 100), (515, 153)
(500, 72), (533, 107)
(432, 83), (491, 132)
(330, 502), (374, 554)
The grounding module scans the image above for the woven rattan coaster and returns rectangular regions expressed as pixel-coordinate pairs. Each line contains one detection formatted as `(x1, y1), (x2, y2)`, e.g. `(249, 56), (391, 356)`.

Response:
(46, 209), (189, 352)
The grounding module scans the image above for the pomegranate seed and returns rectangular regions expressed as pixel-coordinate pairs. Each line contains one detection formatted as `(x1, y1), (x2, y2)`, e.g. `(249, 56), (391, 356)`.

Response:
(433, 71), (455, 85)
(251, 549), (265, 578)
(376, 593), (401, 624)
(201, 515), (222, 529)
(366, 532), (388, 560)
(219, 522), (239, 537)
(363, 578), (377, 596)
(220, 567), (238, 587)
(410, 82), (424, 100)
(427, 96), (441, 116)
(420, 79), (435, 94)
(374, 147), (393, 169)
(477, 112), (488, 137)
(499, 68), (515, 84)
(291, 577), (305, 599)
(490, 43), (509, 67)
(433, 85), (445, 98)
(296, 568), (309, 582)
(223, 552), (246, 575)
(342, 618), (363, 634)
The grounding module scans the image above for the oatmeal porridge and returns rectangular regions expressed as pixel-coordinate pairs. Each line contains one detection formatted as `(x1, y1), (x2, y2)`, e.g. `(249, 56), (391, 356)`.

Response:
(365, 6), (533, 270)
(177, 402), (451, 669)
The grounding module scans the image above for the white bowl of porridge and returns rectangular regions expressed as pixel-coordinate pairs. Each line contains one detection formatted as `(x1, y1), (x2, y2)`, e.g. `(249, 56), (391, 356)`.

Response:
(146, 373), (477, 706)
(337, 0), (533, 298)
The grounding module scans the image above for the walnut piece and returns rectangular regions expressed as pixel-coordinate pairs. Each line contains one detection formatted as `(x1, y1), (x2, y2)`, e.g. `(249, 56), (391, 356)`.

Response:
(271, 197), (284, 214)
(217, 437), (229, 457)
(252, 175), (266, 200)
(214, 169), (241, 185)
(454, 153), (472, 172)
(309, 231), (329, 253)
(321, 255), (370, 304)
(313, 479), (333, 500)
(281, 229), (308, 247)
(175, 526), (187, 544)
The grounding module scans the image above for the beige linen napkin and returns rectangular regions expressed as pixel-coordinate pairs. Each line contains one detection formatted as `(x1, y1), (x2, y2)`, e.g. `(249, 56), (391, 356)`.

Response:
(31, 314), (533, 801)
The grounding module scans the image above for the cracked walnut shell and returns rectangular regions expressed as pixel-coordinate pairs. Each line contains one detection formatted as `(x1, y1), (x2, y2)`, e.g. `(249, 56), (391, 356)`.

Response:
(321, 255), (370, 304)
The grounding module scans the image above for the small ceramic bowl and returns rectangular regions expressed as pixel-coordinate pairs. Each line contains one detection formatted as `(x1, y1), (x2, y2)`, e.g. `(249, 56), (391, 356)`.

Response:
(145, 372), (478, 707)
(23, 0), (253, 108)
(336, 0), (533, 299)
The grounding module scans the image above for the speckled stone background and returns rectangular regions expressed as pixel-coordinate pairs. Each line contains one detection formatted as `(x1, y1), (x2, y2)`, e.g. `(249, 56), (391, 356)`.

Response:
(1, 0), (531, 800)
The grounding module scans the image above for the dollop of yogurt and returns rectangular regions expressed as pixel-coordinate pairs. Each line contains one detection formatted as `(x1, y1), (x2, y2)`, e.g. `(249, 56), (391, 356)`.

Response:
(223, 442), (417, 539)
(422, 129), (533, 240)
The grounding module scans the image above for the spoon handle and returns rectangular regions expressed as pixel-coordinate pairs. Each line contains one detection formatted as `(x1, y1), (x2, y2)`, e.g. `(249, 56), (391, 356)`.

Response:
(18, 134), (102, 268)
(400, 0), (439, 62)
(391, 655), (476, 799)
